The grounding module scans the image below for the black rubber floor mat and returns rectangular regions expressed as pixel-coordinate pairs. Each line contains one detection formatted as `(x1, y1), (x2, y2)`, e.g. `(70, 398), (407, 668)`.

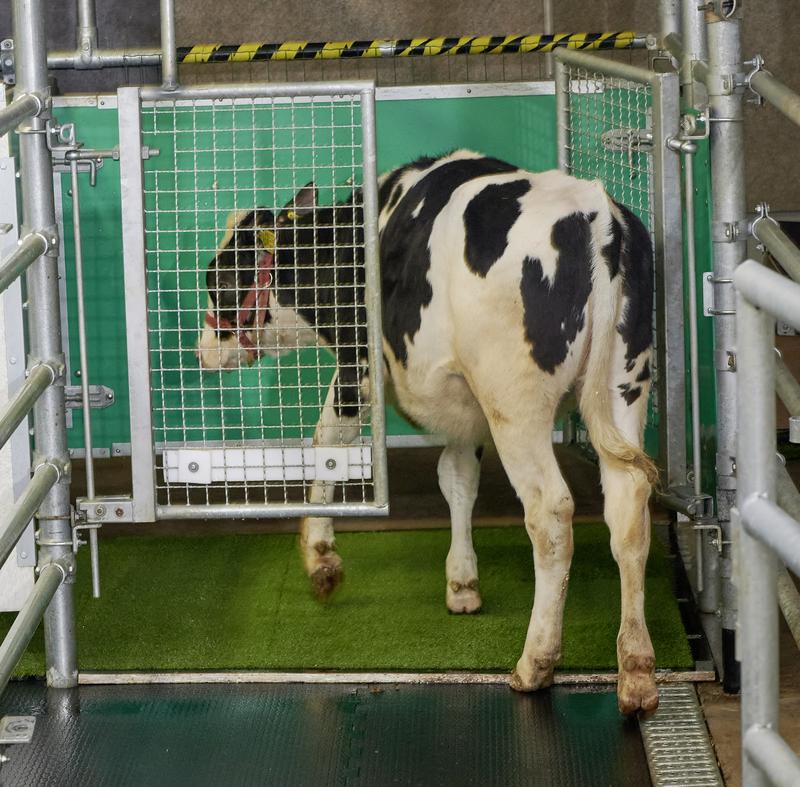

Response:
(0, 681), (651, 786)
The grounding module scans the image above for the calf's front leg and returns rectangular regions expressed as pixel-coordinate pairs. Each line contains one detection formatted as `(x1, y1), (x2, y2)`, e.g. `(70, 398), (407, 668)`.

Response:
(301, 372), (365, 598)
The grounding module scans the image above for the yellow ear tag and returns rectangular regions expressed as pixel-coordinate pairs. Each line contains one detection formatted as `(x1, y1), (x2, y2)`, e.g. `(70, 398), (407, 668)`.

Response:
(258, 229), (276, 252)
(286, 210), (297, 220)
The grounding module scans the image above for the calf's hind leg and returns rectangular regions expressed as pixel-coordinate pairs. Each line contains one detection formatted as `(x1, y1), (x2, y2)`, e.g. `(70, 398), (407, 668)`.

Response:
(300, 373), (365, 598)
(438, 443), (482, 614)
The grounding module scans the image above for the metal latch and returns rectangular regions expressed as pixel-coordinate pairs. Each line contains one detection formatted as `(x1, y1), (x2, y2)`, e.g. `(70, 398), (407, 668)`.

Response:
(64, 384), (115, 410)
(0, 39), (14, 86)
(601, 127), (654, 153)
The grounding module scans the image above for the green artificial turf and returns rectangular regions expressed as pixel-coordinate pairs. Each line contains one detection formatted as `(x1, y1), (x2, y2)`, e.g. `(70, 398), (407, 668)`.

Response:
(2, 525), (693, 675)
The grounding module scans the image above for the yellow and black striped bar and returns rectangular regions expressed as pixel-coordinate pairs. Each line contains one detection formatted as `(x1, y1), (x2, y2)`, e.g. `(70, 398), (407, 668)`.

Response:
(178, 32), (644, 64)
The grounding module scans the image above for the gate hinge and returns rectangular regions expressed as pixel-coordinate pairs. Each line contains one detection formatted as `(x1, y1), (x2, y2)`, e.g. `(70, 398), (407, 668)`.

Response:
(76, 495), (134, 523)
(64, 384), (115, 410)
(0, 39), (14, 86)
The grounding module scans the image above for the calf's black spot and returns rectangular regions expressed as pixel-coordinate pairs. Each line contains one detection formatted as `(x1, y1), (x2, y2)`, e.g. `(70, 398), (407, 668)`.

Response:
(602, 216), (623, 280)
(520, 212), (593, 374)
(380, 155), (518, 366)
(464, 178), (531, 277)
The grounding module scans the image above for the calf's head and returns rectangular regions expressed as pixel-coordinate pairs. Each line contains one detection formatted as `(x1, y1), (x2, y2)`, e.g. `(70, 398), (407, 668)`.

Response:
(196, 184), (318, 370)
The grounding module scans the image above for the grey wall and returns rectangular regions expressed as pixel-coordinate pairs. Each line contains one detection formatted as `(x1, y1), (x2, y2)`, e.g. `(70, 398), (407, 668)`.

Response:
(1, 1), (798, 207)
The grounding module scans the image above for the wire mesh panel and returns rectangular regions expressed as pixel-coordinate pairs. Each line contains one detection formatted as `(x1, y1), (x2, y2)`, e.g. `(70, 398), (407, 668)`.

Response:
(554, 53), (679, 465)
(118, 83), (386, 520)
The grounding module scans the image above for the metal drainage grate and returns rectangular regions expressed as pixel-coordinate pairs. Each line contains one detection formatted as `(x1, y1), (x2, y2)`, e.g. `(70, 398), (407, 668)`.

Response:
(640, 683), (723, 787)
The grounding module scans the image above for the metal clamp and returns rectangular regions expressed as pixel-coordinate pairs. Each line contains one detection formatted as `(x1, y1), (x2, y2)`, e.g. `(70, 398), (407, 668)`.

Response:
(679, 111), (710, 142)
(703, 272), (737, 316)
(31, 459), (62, 485)
(744, 54), (770, 106)
(1, 39), (15, 86)
(750, 202), (781, 248)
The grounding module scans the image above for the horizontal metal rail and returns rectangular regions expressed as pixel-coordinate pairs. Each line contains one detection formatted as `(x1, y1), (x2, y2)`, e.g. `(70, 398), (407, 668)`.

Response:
(554, 46), (657, 86)
(750, 69), (800, 129)
(744, 726), (800, 787)
(733, 259), (800, 333)
(741, 495), (800, 578)
(0, 92), (42, 137)
(0, 558), (69, 694)
(754, 217), (800, 284)
(46, 31), (646, 70)
(156, 502), (389, 520)
(139, 79), (375, 102)
(0, 231), (49, 295)
(0, 460), (59, 569)
(0, 362), (54, 450)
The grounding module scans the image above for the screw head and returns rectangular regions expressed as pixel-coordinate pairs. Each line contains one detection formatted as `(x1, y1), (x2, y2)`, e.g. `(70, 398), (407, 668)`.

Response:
(188, 461), (199, 473)
(115, 507), (124, 518)
(94, 505), (106, 518)
(325, 458), (337, 470)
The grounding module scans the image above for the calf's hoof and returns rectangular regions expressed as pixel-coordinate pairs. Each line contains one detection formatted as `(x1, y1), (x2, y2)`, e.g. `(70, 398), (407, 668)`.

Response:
(303, 543), (344, 600)
(617, 655), (659, 716)
(446, 579), (482, 614)
(509, 654), (558, 692)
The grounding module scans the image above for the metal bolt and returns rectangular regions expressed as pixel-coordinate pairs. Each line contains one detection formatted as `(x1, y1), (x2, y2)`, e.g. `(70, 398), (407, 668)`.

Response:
(75, 369), (81, 377)
(325, 458), (337, 470)
(188, 461), (199, 473)
(94, 505), (106, 518)
(115, 507), (125, 518)
(8, 356), (16, 364)
(19, 551), (27, 559)
(106, 392), (113, 400)
(3, 59), (11, 68)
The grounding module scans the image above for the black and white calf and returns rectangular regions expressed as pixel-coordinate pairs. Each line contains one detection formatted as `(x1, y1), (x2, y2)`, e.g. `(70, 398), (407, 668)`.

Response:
(197, 150), (659, 715)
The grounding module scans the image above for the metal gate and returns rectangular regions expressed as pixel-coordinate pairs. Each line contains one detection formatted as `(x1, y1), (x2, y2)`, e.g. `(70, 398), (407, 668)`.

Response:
(117, 82), (387, 522)
(553, 50), (685, 491)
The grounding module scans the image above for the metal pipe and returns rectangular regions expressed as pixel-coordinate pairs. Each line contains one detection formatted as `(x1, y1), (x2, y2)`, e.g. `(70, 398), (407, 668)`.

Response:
(13, 0), (78, 689)
(659, 0), (681, 40)
(754, 216), (800, 284)
(744, 726), (800, 787)
(0, 461), (59, 570)
(69, 159), (100, 598)
(775, 463), (800, 650)
(707, 14), (746, 694)
(0, 361), (54, 450)
(555, 59), (569, 172)
(48, 47), (162, 69)
(542, 0), (554, 79)
(741, 496), (800, 579)
(0, 560), (68, 695)
(0, 231), (48, 295)
(76, 0), (97, 61)
(0, 92), (41, 137)
(750, 69), (800, 129)
(736, 285), (779, 787)
(157, 502), (389, 519)
(734, 260), (800, 333)
(141, 79), (393, 102)
(554, 48), (658, 86)
(776, 355), (800, 416)
(160, 0), (178, 90)
(680, 0), (707, 109)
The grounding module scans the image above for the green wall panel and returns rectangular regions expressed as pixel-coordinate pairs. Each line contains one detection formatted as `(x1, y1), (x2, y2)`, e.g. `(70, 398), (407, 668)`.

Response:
(58, 93), (557, 452)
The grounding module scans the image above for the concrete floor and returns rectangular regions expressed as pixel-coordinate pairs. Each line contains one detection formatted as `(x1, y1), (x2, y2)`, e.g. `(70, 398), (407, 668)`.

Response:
(73, 445), (800, 785)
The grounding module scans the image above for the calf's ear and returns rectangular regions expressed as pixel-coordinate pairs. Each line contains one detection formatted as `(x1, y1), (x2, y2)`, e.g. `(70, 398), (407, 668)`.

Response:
(277, 181), (318, 223)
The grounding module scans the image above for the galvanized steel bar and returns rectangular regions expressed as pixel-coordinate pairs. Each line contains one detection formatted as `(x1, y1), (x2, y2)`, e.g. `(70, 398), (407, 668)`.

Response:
(741, 496), (800, 579)
(735, 284), (779, 787)
(13, 0), (77, 688)
(554, 58), (569, 172)
(753, 217), (800, 284)
(0, 460), (59, 570)
(0, 361), (54, 450)
(359, 86), (388, 511)
(76, 0), (97, 60)
(0, 92), (41, 137)
(707, 13), (745, 694)
(48, 47), (162, 69)
(542, 0), (555, 79)
(776, 354), (800, 418)
(744, 726), (800, 787)
(160, 0), (178, 90)
(0, 231), (48, 294)
(117, 86), (156, 522)
(680, 0), (707, 109)
(157, 502), (390, 519)
(69, 158), (100, 597)
(0, 559), (68, 694)
(734, 260), (800, 333)
(750, 69), (800, 129)
(554, 47), (658, 86)
(659, 0), (681, 40)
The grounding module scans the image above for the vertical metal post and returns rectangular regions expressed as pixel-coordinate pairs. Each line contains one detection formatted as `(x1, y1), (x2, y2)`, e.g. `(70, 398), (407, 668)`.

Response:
(554, 59), (569, 173)
(542, 0), (554, 79)
(707, 14), (746, 694)
(681, 0), (708, 110)
(736, 290), (779, 787)
(76, 0), (97, 62)
(12, 0), (77, 687)
(659, 0), (682, 40)
(160, 0), (178, 91)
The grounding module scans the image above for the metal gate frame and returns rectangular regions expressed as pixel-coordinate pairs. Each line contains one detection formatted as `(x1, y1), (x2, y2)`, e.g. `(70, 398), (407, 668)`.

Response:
(553, 50), (686, 496)
(117, 82), (388, 523)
